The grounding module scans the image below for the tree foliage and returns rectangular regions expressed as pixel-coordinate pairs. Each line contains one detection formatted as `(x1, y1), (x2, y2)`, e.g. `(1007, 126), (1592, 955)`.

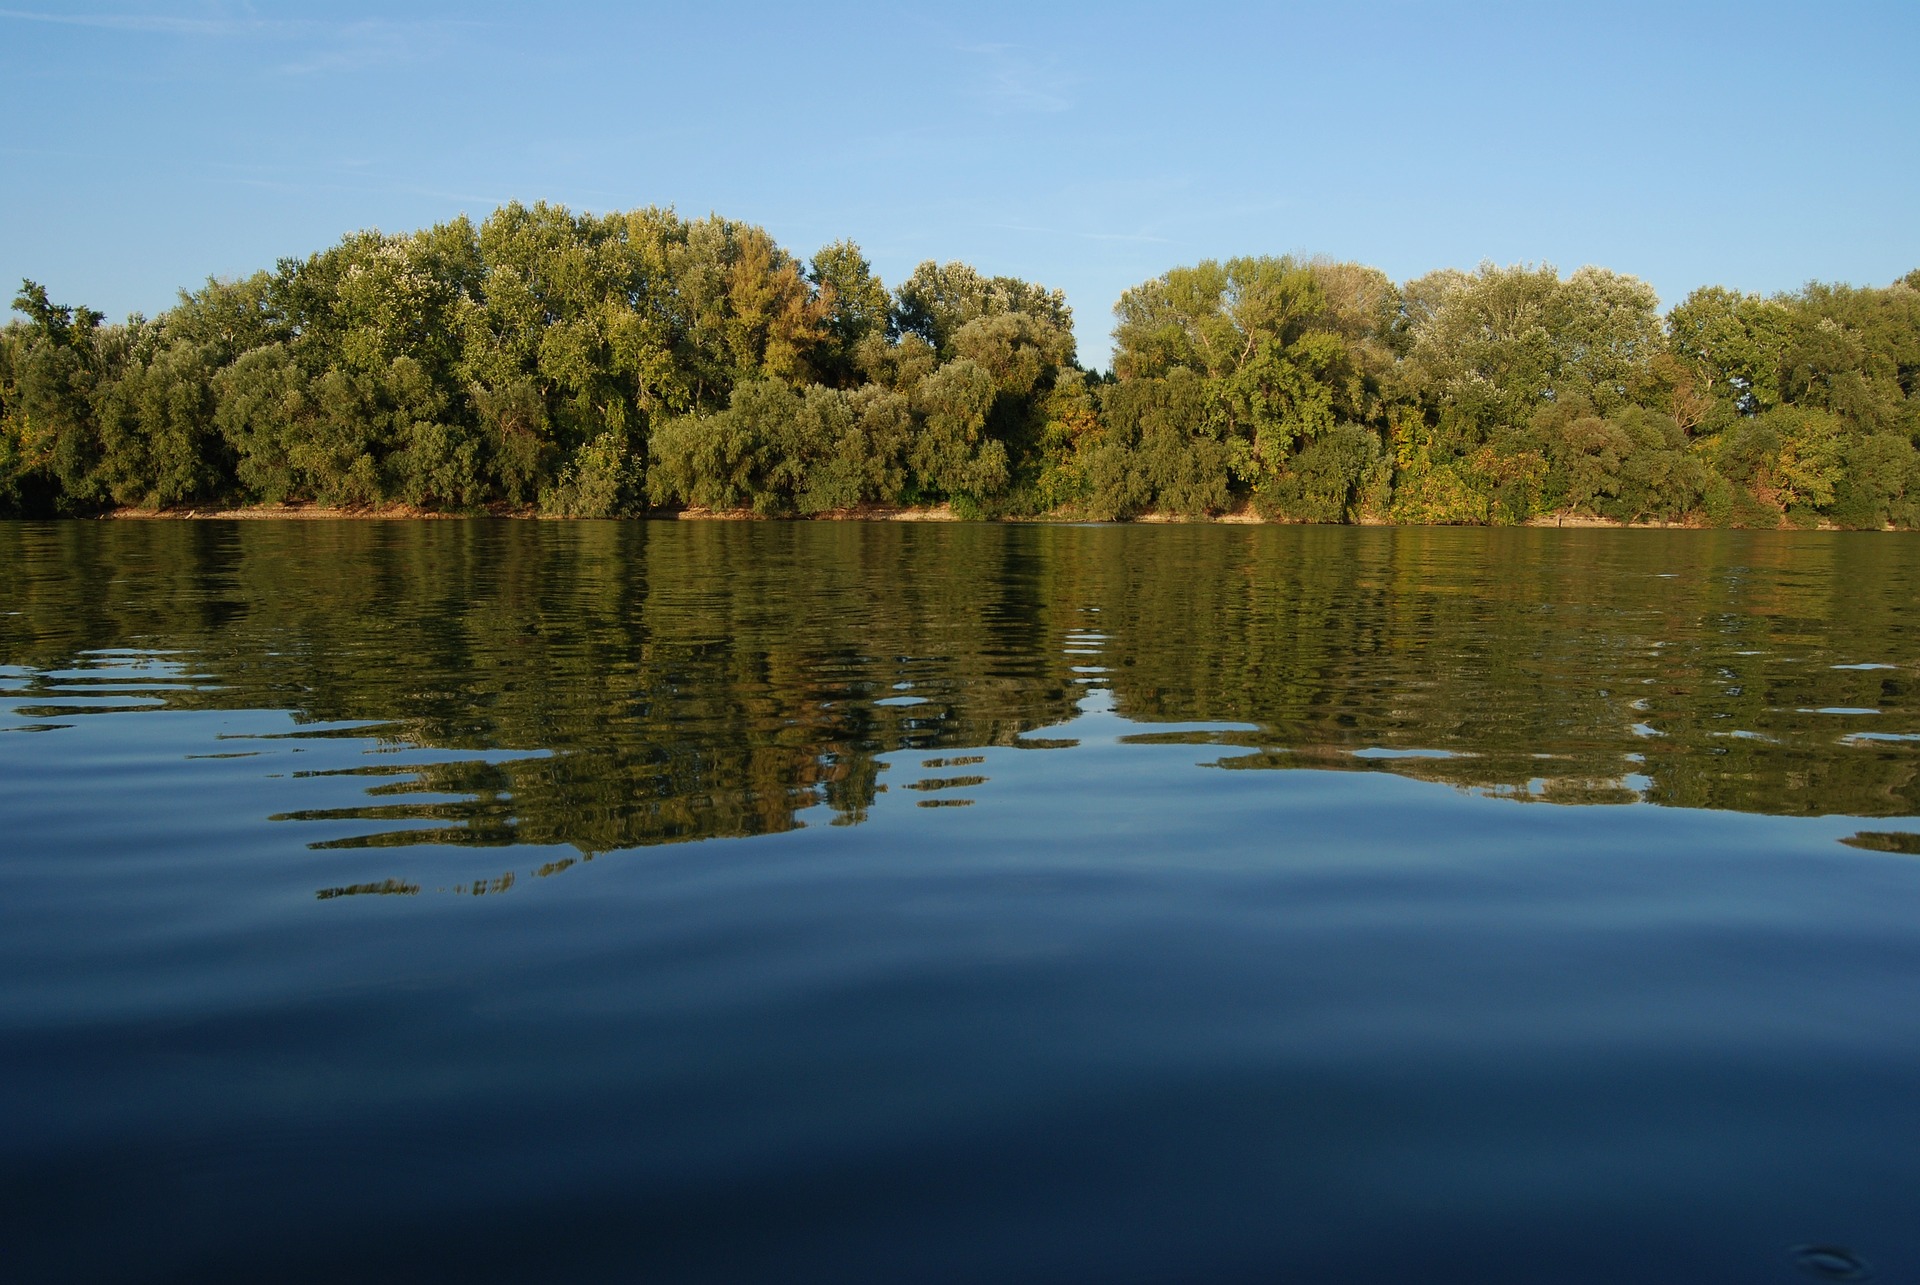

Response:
(4, 213), (1917, 528)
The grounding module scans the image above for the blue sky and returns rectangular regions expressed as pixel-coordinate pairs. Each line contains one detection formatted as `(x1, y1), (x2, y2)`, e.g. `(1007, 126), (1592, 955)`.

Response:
(2, 0), (1915, 368)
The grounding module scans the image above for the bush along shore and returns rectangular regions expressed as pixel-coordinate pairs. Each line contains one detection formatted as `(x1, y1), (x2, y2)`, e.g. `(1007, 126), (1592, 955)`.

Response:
(4, 202), (1918, 527)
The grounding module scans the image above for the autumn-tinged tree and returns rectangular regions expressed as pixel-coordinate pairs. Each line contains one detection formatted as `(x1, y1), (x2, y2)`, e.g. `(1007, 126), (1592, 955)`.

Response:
(4, 213), (1917, 526)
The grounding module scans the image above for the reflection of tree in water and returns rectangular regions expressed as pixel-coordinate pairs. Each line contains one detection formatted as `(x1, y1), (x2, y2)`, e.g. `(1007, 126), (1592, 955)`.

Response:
(0, 521), (1086, 867)
(1087, 525), (1920, 815)
(316, 878), (419, 899)
(2, 522), (1917, 898)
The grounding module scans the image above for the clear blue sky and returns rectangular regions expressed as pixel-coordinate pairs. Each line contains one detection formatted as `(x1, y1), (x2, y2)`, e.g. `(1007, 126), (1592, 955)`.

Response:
(3, 1), (1915, 369)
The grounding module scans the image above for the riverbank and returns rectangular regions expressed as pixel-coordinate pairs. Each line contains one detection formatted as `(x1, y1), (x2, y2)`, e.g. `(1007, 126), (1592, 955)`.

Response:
(106, 501), (479, 521)
(88, 501), (1869, 530)
(100, 501), (963, 522)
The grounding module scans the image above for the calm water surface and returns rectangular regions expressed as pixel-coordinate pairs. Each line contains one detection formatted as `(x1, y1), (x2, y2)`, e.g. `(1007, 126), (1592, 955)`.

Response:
(3, 520), (1919, 1283)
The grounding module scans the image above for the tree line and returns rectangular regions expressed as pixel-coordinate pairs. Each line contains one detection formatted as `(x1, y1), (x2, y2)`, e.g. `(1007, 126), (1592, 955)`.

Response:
(4, 201), (1917, 526)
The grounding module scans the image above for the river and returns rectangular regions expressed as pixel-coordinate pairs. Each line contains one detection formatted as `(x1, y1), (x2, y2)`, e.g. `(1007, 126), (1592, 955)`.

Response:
(3, 520), (1916, 1283)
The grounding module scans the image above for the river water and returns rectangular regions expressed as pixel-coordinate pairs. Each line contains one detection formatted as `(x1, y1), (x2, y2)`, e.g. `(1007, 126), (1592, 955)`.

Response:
(3, 520), (1917, 1283)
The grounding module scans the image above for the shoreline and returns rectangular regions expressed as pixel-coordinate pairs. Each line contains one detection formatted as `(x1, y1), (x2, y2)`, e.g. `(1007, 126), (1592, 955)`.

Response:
(81, 502), (1873, 531)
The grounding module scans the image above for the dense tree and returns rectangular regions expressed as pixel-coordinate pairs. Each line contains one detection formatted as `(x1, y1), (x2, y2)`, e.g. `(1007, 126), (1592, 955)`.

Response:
(1665, 286), (1791, 429)
(1107, 256), (1390, 510)
(893, 260), (1074, 360)
(2, 281), (109, 510)
(809, 240), (892, 388)
(4, 209), (1917, 528)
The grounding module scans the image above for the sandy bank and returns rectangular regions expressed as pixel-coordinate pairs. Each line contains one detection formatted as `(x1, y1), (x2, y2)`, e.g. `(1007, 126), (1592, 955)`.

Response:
(91, 502), (1868, 531)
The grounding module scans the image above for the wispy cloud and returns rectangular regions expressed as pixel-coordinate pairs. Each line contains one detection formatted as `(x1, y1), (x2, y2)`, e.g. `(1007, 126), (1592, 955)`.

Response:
(0, 7), (245, 34)
(958, 42), (1075, 115)
(0, 8), (473, 74)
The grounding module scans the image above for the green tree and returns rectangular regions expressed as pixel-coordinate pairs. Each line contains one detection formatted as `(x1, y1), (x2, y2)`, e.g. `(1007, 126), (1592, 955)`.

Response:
(810, 241), (891, 388)
(3, 281), (112, 509)
(1663, 286), (1791, 430)
(213, 345), (307, 503)
(1111, 256), (1356, 497)
(910, 359), (1008, 508)
(93, 326), (225, 508)
(1089, 368), (1229, 519)
(1828, 432), (1920, 528)
(893, 260), (1075, 362)
(1258, 424), (1384, 523)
